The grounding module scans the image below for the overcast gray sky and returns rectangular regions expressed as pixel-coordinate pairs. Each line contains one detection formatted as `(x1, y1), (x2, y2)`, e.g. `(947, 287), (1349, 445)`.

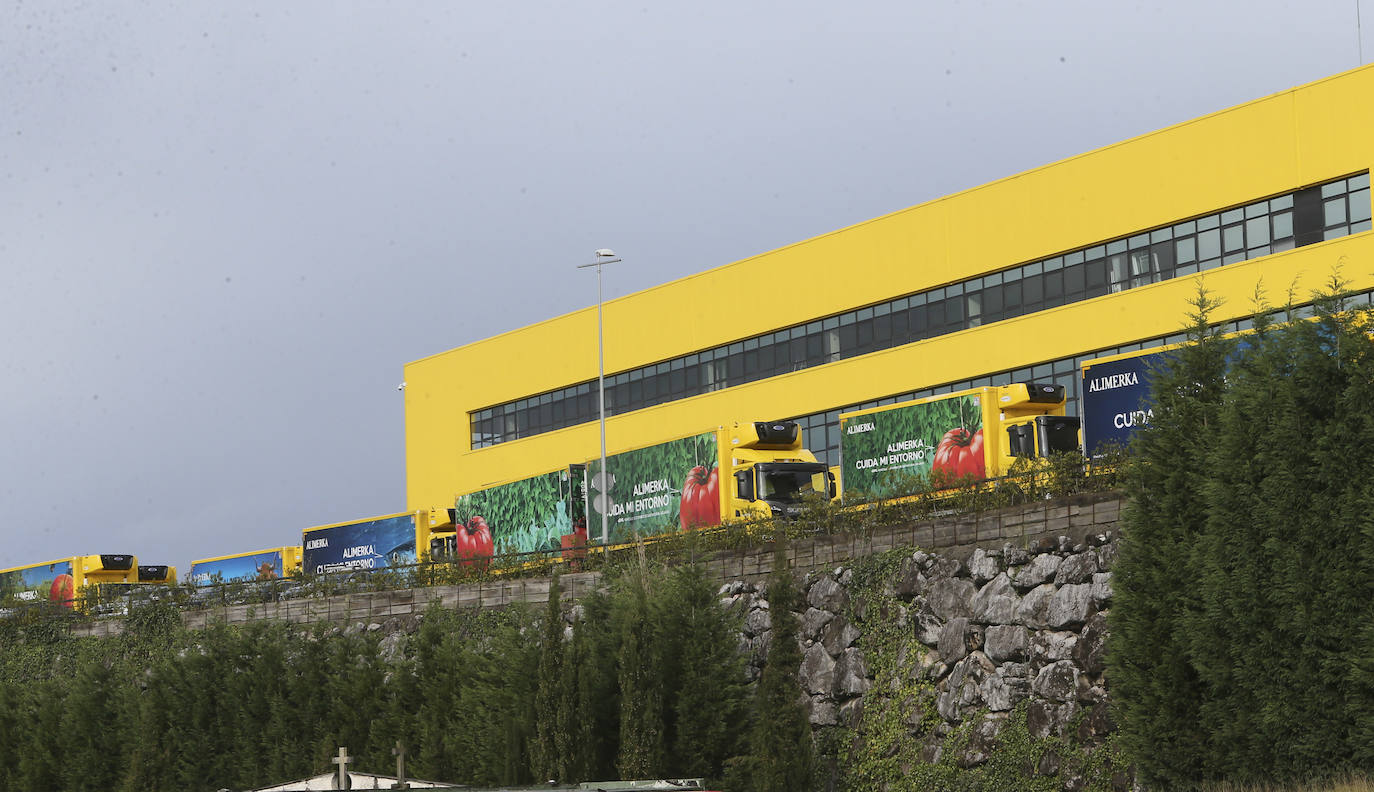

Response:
(1, 1), (1366, 573)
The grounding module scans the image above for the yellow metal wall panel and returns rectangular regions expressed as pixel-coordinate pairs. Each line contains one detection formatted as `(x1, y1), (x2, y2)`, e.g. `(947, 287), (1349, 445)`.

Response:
(405, 64), (1374, 515)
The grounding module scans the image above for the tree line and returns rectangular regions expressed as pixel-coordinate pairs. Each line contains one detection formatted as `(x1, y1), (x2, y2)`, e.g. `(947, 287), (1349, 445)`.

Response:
(1111, 282), (1374, 789)
(0, 548), (813, 792)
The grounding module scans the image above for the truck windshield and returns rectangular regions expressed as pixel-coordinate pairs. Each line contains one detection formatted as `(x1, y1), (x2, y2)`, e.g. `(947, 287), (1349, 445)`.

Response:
(756, 463), (828, 504)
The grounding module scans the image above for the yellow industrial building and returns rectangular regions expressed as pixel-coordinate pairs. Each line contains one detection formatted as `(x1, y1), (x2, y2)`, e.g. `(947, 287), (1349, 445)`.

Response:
(404, 64), (1374, 518)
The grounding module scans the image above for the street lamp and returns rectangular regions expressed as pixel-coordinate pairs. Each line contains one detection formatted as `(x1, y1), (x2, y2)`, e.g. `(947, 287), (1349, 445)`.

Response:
(577, 248), (622, 545)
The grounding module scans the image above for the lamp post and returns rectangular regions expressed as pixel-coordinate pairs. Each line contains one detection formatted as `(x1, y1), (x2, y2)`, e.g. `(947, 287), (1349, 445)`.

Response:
(577, 248), (621, 545)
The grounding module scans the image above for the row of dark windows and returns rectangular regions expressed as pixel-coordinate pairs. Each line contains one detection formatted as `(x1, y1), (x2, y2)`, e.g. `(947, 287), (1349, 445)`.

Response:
(792, 289), (1374, 469)
(472, 173), (1371, 448)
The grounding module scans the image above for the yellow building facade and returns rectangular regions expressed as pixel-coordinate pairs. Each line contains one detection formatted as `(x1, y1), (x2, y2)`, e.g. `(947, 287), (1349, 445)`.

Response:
(404, 65), (1374, 517)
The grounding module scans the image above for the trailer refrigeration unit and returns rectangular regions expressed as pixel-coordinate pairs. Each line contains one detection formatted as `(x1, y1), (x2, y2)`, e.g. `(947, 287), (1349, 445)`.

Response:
(440, 420), (835, 562)
(838, 383), (1081, 503)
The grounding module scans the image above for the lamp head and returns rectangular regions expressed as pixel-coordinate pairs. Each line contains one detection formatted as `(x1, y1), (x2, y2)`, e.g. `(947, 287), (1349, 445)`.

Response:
(594, 248), (616, 258)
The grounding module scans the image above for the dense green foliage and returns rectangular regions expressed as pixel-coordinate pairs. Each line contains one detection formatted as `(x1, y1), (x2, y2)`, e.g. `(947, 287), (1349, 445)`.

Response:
(1111, 283), (1374, 789)
(0, 558), (750, 792)
(727, 534), (815, 792)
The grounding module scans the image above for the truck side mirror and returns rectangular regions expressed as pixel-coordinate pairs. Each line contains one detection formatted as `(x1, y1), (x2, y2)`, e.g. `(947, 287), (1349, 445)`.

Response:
(735, 469), (754, 501)
(827, 471), (838, 500)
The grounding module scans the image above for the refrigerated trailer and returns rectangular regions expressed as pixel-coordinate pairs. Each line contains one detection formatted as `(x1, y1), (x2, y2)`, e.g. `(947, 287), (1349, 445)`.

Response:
(838, 383), (1080, 503)
(441, 420), (834, 561)
(0, 554), (140, 609)
(188, 546), (304, 586)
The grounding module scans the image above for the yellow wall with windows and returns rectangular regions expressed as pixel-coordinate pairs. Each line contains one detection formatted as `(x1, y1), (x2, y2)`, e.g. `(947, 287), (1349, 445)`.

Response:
(405, 64), (1374, 516)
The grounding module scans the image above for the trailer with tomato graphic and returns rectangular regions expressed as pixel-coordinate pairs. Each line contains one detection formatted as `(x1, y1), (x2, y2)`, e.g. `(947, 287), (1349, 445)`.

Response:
(584, 421), (834, 543)
(0, 554), (144, 610)
(441, 420), (834, 558)
(837, 383), (1080, 503)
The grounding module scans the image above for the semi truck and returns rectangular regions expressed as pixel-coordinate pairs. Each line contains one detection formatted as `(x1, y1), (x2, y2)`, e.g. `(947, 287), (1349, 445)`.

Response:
(188, 546), (305, 586)
(0, 554), (155, 609)
(838, 383), (1081, 503)
(440, 420), (834, 562)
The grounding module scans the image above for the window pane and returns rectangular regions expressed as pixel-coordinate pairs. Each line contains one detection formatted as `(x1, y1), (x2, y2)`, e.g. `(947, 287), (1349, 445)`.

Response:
(1175, 237), (1197, 263)
(944, 298), (963, 326)
(1043, 270), (1064, 300)
(1198, 228), (1221, 259)
(984, 287), (1004, 315)
(965, 291), (982, 318)
(1151, 241), (1176, 281)
(1003, 280), (1022, 310)
(1064, 263), (1086, 295)
(873, 313), (893, 343)
(1085, 259), (1106, 291)
(1246, 215), (1270, 246)
(887, 308), (907, 340)
(1350, 189), (1371, 223)
(1272, 211), (1294, 239)
(1325, 198), (1347, 226)
(1022, 274), (1043, 307)
(838, 323), (857, 353)
(1108, 253), (1128, 290)
(856, 319), (874, 350)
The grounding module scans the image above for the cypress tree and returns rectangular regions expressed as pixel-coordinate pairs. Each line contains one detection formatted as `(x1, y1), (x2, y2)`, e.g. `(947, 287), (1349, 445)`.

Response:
(555, 601), (586, 783)
(572, 588), (620, 782)
(532, 571), (565, 782)
(731, 534), (812, 792)
(0, 684), (17, 789)
(1108, 287), (1231, 788)
(15, 680), (64, 792)
(59, 658), (128, 792)
(614, 560), (664, 779)
(1189, 301), (1291, 779)
(1348, 324), (1374, 765)
(657, 560), (747, 782)
(1193, 285), (1374, 782)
